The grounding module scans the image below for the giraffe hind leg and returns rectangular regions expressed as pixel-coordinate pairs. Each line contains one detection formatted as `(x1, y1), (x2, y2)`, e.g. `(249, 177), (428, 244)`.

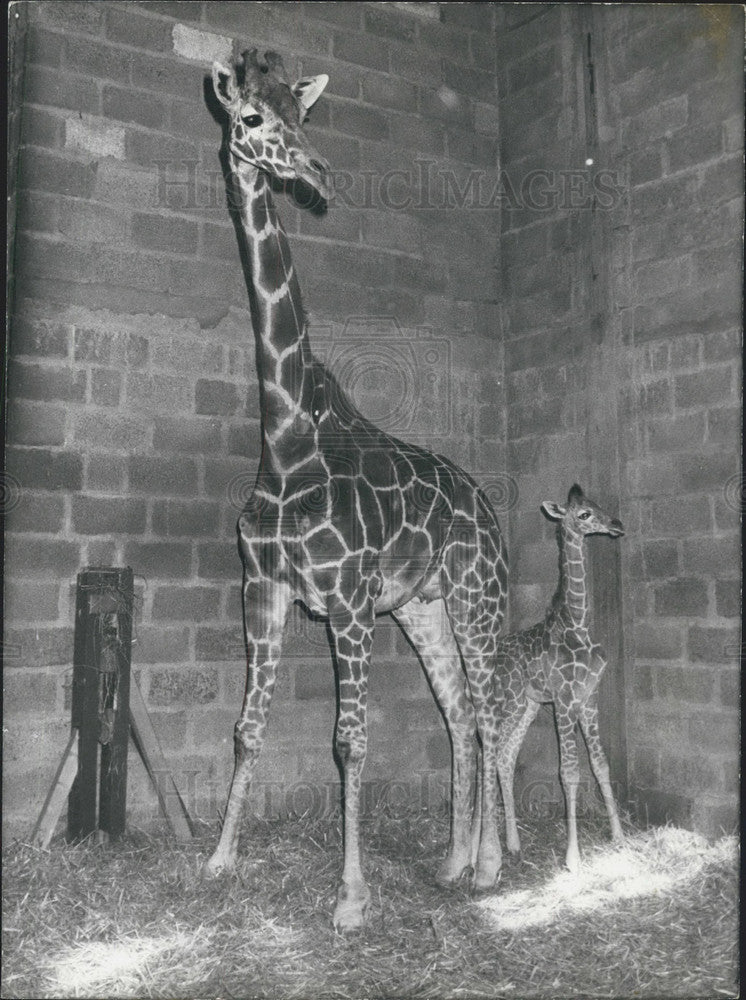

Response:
(579, 697), (624, 843)
(394, 598), (477, 887)
(439, 582), (504, 892)
(555, 704), (582, 874)
(497, 696), (540, 855)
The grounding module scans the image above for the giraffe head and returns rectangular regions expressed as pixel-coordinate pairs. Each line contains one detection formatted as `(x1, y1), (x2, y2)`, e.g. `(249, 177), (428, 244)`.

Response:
(541, 484), (625, 538)
(212, 49), (331, 198)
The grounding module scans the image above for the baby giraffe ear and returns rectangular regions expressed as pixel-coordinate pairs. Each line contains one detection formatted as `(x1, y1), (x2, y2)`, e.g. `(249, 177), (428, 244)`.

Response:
(541, 500), (566, 521)
(212, 61), (238, 107)
(292, 74), (329, 113)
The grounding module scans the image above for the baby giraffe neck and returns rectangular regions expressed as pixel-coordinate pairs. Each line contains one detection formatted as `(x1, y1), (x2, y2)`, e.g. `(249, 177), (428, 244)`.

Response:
(557, 527), (589, 628)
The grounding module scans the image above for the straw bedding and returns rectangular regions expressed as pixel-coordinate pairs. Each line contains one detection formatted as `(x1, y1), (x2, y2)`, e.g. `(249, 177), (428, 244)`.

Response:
(2, 809), (738, 999)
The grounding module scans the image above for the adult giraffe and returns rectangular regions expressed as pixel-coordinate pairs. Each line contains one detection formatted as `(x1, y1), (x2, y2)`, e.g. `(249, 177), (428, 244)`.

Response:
(206, 49), (508, 931)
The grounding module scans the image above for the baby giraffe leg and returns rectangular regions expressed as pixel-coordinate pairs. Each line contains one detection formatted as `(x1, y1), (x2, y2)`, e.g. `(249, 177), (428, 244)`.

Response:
(555, 708), (581, 873)
(580, 698), (624, 842)
(497, 698), (541, 855)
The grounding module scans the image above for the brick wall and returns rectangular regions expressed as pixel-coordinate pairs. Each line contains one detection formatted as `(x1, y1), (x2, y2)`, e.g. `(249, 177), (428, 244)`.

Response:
(4, 2), (741, 844)
(608, 5), (742, 837)
(4, 1), (505, 837)
(497, 4), (742, 837)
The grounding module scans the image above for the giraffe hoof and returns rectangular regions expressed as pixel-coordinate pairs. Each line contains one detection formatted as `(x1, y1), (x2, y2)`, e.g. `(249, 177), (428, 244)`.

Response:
(564, 853), (581, 875)
(471, 848), (502, 893)
(203, 852), (236, 878)
(435, 858), (472, 888)
(333, 883), (371, 933)
(471, 867), (501, 896)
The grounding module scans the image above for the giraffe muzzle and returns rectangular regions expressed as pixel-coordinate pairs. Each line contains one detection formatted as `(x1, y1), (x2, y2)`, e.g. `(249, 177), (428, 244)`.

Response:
(608, 519), (624, 537)
(296, 153), (332, 201)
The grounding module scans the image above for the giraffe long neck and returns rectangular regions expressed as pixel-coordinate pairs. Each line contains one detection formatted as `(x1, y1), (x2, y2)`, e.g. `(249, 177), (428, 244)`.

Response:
(231, 160), (312, 442)
(556, 527), (589, 628)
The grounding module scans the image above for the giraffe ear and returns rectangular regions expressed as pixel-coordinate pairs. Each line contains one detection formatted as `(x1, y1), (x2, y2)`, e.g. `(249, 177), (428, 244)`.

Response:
(292, 74), (329, 113)
(212, 61), (238, 107)
(541, 501), (566, 521)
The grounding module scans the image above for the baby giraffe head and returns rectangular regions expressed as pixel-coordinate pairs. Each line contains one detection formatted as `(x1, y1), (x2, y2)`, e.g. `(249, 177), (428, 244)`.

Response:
(212, 48), (330, 199)
(541, 484), (625, 538)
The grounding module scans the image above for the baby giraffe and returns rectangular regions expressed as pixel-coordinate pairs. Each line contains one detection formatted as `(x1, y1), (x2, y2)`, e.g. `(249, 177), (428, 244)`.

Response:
(495, 484), (625, 873)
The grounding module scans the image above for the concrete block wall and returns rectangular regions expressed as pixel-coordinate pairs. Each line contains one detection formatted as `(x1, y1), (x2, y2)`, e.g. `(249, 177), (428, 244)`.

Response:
(497, 4), (742, 836)
(607, 5), (742, 837)
(5, 1), (740, 844)
(4, 1), (506, 837)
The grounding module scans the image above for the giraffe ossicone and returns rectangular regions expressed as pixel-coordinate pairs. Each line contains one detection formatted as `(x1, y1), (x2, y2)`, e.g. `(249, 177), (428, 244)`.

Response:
(204, 50), (509, 931)
(494, 484), (625, 874)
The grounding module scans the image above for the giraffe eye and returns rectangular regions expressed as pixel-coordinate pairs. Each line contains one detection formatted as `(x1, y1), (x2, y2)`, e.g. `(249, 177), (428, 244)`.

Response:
(310, 390), (325, 424)
(578, 510), (591, 520)
(242, 113), (263, 128)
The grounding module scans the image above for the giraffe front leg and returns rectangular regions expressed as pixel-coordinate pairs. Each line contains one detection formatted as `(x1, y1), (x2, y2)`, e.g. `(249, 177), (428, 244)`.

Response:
(556, 710), (581, 874)
(329, 598), (374, 933)
(205, 577), (290, 876)
(579, 698), (624, 843)
(205, 682), (273, 876)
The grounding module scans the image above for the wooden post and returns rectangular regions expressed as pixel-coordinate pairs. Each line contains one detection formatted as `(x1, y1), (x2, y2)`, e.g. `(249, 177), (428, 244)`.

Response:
(98, 569), (133, 839)
(67, 567), (133, 842)
(31, 731), (78, 849)
(35, 566), (194, 844)
(129, 679), (193, 841)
